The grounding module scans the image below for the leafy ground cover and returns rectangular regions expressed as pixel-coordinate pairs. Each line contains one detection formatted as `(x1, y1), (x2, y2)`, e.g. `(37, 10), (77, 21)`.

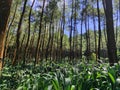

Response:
(0, 60), (120, 90)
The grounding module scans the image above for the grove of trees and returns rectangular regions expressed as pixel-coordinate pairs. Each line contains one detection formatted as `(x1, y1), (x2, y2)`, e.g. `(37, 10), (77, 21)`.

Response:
(2, 0), (120, 90)
(0, 0), (120, 68)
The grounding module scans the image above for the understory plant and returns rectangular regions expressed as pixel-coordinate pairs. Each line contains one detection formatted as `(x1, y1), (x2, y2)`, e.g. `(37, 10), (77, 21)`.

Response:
(0, 60), (120, 90)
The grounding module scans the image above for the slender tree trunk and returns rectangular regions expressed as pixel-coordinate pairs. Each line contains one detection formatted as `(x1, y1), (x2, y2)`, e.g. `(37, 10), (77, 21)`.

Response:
(23, 0), (35, 65)
(45, 12), (54, 61)
(73, 0), (77, 60)
(80, 18), (83, 59)
(115, 8), (119, 44)
(12, 0), (28, 65)
(92, 5), (97, 61)
(0, 0), (12, 70)
(60, 0), (65, 60)
(49, 23), (54, 61)
(69, 0), (73, 61)
(97, 0), (101, 60)
(80, 3), (84, 59)
(35, 0), (46, 65)
(103, 20), (107, 45)
(87, 15), (90, 58)
(84, 14), (89, 61)
(56, 22), (60, 60)
(29, 23), (37, 60)
(41, 22), (47, 60)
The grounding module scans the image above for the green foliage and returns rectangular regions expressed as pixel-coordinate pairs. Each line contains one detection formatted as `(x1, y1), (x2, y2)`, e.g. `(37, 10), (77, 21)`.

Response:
(0, 60), (120, 90)
(90, 53), (96, 61)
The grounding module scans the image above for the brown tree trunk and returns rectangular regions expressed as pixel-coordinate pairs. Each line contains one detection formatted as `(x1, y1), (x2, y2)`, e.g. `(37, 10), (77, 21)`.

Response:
(60, 0), (65, 60)
(103, 20), (107, 45)
(92, 5), (97, 61)
(69, 0), (73, 61)
(3, 2), (18, 61)
(35, 0), (46, 65)
(73, 0), (77, 60)
(115, 8), (119, 44)
(80, 3), (84, 59)
(45, 12), (54, 61)
(23, 0), (35, 65)
(49, 23), (54, 61)
(12, 0), (28, 65)
(0, 0), (12, 70)
(41, 22), (47, 60)
(103, 0), (118, 65)
(80, 18), (83, 59)
(84, 15), (89, 61)
(87, 15), (90, 60)
(97, 0), (101, 60)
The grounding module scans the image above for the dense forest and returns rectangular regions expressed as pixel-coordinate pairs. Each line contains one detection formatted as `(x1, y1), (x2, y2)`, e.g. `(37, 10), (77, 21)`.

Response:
(0, 0), (120, 89)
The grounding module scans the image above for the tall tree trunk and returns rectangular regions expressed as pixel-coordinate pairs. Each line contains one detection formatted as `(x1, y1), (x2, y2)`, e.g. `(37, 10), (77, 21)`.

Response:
(35, 0), (46, 65)
(97, 0), (101, 60)
(60, 0), (65, 60)
(45, 12), (54, 61)
(29, 23), (37, 60)
(3, 2), (18, 61)
(0, 0), (12, 70)
(49, 23), (54, 61)
(56, 22), (60, 60)
(12, 0), (28, 65)
(84, 14), (89, 61)
(73, 0), (77, 60)
(80, 17), (83, 59)
(103, 20), (107, 45)
(23, 0), (35, 65)
(103, 0), (118, 65)
(41, 22), (47, 60)
(92, 5), (97, 61)
(69, 0), (73, 61)
(115, 8), (119, 45)
(80, 2), (84, 59)
(87, 15), (90, 59)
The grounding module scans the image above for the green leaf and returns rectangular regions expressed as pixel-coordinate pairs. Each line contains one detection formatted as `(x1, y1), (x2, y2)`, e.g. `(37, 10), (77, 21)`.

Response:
(108, 73), (115, 84)
(52, 77), (60, 90)
(71, 85), (75, 90)
(47, 85), (53, 90)
(65, 77), (71, 85)
(16, 86), (23, 90)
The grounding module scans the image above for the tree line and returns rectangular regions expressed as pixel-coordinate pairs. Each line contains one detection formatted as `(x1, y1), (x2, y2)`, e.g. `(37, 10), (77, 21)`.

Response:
(0, 0), (119, 69)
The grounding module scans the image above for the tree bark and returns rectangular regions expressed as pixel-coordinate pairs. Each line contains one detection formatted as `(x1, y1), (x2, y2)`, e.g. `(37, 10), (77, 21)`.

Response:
(69, 0), (73, 61)
(60, 0), (65, 60)
(103, 0), (118, 65)
(3, 2), (18, 61)
(92, 5), (97, 61)
(23, 0), (35, 65)
(35, 0), (46, 65)
(0, 0), (12, 70)
(97, 0), (101, 59)
(12, 0), (28, 65)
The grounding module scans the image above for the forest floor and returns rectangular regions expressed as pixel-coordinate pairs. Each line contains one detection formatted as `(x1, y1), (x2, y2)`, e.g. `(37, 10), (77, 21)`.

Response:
(0, 60), (120, 90)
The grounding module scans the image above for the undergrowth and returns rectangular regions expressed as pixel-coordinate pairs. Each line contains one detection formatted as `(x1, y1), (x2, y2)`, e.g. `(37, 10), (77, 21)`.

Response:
(0, 60), (120, 90)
